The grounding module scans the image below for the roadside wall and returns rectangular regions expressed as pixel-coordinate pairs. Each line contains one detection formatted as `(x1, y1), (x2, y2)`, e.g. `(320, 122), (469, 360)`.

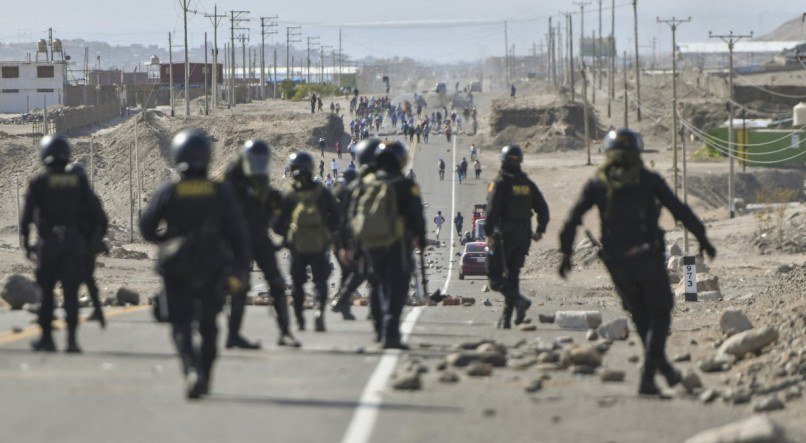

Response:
(51, 102), (120, 133)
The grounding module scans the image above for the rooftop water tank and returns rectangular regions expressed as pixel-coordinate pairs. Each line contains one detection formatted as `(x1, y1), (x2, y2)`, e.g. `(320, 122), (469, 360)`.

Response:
(150, 55), (160, 66)
(794, 102), (806, 127)
(37, 39), (47, 53)
(52, 39), (63, 52)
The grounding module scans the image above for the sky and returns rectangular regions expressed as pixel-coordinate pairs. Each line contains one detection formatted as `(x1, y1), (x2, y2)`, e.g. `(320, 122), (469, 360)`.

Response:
(0, 0), (803, 63)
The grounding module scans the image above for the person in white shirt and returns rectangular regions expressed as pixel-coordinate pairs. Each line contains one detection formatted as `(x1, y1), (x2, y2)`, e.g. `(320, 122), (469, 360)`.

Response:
(331, 158), (338, 177)
(433, 211), (446, 239)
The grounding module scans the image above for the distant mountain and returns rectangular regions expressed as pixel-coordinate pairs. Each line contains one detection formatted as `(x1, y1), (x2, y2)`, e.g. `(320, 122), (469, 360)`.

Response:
(757, 14), (806, 41)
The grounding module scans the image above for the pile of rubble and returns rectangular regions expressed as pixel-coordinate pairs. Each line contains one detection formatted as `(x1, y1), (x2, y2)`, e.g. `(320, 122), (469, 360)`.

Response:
(0, 113), (43, 125)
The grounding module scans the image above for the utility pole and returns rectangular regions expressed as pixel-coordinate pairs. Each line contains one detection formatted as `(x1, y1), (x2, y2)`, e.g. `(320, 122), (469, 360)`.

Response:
(204, 32), (209, 115)
(307, 36), (320, 84)
(259, 16), (278, 100)
(273, 48), (278, 98)
(632, 0), (642, 121)
(597, 0), (603, 90)
(168, 32), (175, 117)
(548, 17), (555, 86)
(205, 5), (226, 111)
(561, 12), (575, 101)
(681, 125), (690, 252)
(238, 33), (249, 101)
(229, 10), (250, 107)
(709, 30), (753, 219)
(338, 29), (343, 87)
(623, 51), (628, 128)
(179, 0), (193, 117)
(286, 25), (302, 85)
(658, 16), (691, 197)
(504, 21), (510, 87)
(582, 63), (591, 165)
(590, 30), (596, 105)
(609, 0), (615, 117)
(320, 45), (333, 84)
(573, 2), (590, 66)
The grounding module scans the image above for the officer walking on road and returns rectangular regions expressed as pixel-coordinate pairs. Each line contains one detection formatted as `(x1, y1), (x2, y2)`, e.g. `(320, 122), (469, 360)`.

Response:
(485, 145), (550, 329)
(140, 129), (250, 399)
(275, 151), (341, 332)
(330, 139), (382, 326)
(66, 162), (109, 329)
(351, 140), (426, 348)
(559, 129), (716, 397)
(21, 135), (106, 352)
(222, 140), (300, 348)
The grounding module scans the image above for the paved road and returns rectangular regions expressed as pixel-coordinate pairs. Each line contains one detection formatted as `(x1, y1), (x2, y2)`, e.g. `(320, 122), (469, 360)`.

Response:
(0, 130), (746, 442)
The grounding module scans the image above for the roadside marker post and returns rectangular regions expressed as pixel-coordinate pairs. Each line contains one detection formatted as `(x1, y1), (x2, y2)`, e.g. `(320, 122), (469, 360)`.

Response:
(683, 256), (697, 302)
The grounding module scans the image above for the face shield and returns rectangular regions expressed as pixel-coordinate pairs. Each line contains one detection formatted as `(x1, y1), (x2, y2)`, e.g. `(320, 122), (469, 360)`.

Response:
(242, 152), (270, 177)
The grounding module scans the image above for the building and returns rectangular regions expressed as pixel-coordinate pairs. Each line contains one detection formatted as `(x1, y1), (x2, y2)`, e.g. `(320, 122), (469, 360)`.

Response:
(678, 41), (805, 71)
(160, 63), (223, 85)
(0, 61), (66, 114)
(88, 69), (152, 86)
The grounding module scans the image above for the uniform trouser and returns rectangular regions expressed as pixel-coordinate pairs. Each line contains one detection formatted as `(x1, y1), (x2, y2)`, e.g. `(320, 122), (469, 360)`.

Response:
(81, 252), (101, 311)
(368, 243), (411, 346)
(164, 276), (224, 381)
(336, 257), (382, 335)
(290, 250), (331, 321)
(35, 233), (85, 335)
(500, 223), (531, 321)
(229, 243), (291, 337)
(607, 252), (674, 381)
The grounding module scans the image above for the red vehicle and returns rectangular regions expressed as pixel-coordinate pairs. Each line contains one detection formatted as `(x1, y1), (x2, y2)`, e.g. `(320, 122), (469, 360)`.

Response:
(459, 242), (488, 279)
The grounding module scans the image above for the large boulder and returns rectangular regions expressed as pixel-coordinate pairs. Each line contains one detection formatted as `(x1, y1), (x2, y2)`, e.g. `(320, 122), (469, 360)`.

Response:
(598, 317), (629, 340)
(684, 414), (787, 443)
(720, 308), (753, 336)
(567, 345), (602, 367)
(1, 274), (42, 310)
(717, 326), (779, 358)
(116, 287), (141, 306)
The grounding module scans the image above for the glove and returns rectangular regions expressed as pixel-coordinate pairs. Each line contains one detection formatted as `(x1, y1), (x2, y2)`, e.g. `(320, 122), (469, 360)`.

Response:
(558, 254), (572, 279)
(531, 232), (543, 242)
(228, 274), (249, 294)
(699, 240), (717, 260)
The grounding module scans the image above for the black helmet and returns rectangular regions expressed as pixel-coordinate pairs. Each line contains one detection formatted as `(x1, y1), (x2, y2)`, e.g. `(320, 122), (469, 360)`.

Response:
(603, 128), (644, 152)
(288, 151), (315, 177)
(342, 168), (357, 184)
(40, 134), (71, 166)
(376, 140), (410, 171)
(355, 138), (382, 168)
(242, 139), (270, 177)
(500, 145), (524, 164)
(171, 129), (212, 175)
(65, 162), (86, 177)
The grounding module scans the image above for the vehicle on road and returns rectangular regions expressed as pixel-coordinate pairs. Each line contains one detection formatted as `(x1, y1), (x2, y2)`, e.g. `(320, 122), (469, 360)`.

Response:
(459, 241), (488, 279)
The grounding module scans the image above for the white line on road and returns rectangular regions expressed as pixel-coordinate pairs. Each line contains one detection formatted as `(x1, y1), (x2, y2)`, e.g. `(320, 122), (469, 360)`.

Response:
(340, 133), (459, 443)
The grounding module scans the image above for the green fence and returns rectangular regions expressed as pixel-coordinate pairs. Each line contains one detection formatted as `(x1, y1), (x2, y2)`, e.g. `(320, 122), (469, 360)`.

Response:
(707, 127), (806, 167)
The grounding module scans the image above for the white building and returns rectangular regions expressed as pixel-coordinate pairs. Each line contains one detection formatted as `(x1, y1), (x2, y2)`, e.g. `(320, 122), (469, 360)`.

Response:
(0, 61), (66, 114)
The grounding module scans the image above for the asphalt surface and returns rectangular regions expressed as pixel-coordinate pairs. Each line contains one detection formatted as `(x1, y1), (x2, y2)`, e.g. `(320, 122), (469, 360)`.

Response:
(0, 129), (748, 443)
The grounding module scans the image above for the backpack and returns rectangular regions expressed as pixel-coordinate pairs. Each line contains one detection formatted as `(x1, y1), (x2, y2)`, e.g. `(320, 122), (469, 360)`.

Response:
(351, 174), (405, 249)
(288, 186), (332, 254)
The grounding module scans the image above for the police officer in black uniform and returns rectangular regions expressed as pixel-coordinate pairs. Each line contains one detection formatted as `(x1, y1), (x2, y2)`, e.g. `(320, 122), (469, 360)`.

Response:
(222, 139), (300, 348)
(485, 145), (550, 329)
(21, 134), (106, 352)
(66, 162), (109, 328)
(140, 129), (250, 399)
(331, 167), (359, 320)
(330, 139), (383, 332)
(275, 151), (341, 332)
(359, 141), (426, 349)
(559, 128), (716, 396)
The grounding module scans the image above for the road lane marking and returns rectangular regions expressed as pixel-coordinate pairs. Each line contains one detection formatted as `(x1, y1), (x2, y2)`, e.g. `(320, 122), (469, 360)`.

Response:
(341, 130), (458, 443)
(0, 306), (149, 347)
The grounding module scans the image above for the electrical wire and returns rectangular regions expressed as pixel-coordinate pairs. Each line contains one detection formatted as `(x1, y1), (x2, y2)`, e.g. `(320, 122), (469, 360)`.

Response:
(680, 119), (806, 160)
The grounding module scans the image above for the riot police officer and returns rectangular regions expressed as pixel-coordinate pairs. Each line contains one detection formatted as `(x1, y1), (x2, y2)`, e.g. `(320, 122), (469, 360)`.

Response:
(485, 145), (550, 329)
(222, 139), (300, 348)
(352, 140), (426, 349)
(559, 128), (716, 396)
(21, 134), (106, 352)
(331, 167), (359, 320)
(331, 139), (383, 331)
(275, 151), (340, 332)
(140, 129), (250, 399)
(65, 162), (109, 329)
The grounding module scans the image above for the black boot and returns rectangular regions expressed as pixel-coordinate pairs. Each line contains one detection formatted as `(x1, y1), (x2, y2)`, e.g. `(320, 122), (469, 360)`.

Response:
(497, 303), (513, 329)
(277, 333), (301, 347)
(88, 308), (106, 329)
(225, 335), (261, 350)
(659, 361), (682, 388)
(513, 296), (532, 326)
(31, 331), (56, 352)
(185, 368), (204, 400)
(314, 309), (326, 332)
(66, 326), (82, 354)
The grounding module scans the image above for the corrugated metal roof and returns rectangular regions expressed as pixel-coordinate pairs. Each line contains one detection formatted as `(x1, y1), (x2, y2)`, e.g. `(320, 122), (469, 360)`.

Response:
(678, 41), (804, 54)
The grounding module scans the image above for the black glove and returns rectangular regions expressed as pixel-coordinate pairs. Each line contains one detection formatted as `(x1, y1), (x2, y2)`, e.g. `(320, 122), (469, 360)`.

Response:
(558, 254), (572, 279)
(699, 240), (717, 260)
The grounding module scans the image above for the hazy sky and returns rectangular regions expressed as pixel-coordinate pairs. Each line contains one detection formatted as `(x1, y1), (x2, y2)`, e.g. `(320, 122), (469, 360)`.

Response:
(0, 0), (803, 62)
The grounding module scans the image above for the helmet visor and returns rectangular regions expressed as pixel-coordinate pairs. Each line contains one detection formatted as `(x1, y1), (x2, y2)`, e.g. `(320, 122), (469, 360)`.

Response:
(243, 153), (270, 177)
